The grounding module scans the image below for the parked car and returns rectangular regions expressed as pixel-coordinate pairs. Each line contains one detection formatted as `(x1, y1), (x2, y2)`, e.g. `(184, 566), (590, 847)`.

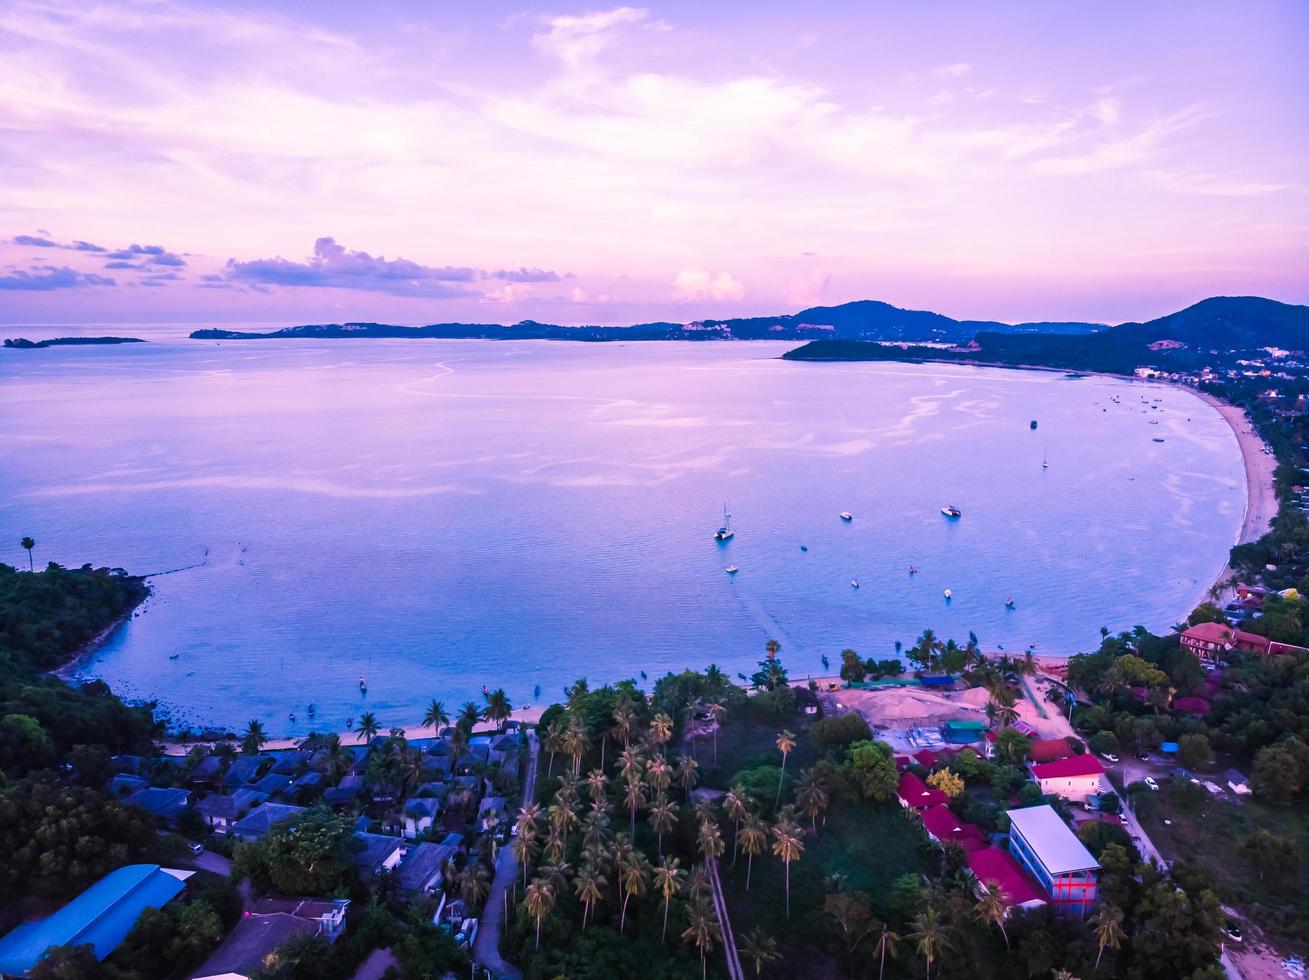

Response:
(1136, 751), (1150, 762)
(1225, 921), (1243, 943)
(1143, 776), (1160, 791)
(188, 841), (205, 856)
(1100, 752), (1119, 764)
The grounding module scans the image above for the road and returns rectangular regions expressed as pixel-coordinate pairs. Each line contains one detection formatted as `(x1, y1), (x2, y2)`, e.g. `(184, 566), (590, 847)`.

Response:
(189, 848), (233, 877)
(473, 733), (538, 980)
(705, 857), (744, 980)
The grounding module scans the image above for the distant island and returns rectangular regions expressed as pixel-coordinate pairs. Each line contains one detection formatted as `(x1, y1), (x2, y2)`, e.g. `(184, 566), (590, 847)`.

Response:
(189, 298), (1103, 345)
(782, 296), (1309, 375)
(3, 336), (145, 349)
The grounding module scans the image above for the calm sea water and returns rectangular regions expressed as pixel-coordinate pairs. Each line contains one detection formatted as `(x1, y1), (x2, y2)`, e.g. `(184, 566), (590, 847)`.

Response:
(0, 334), (1244, 734)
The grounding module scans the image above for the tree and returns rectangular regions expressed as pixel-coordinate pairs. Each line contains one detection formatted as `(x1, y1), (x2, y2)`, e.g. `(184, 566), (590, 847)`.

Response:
(678, 753), (701, 799)
(564, 716), (589, 777)
(824, 889), (878, 964)
(458, 700), (482, 733)
(993, 728), (1031, 765)
(847, 739), (899, 802)
(927, 769), (964, 798)
(623, 774), (647, 836)
(232, 807), (351, 895)
(707, 701), (726, 766)
(20, 537), (36, 571)
(653, 856), (686, 941)
(617, 850), (649, 933)
(681, 897), (722, 979)
(574, 864), (605, 930)
(812, 713), (873, 751)
(649, 797), (678, 857)
(840, 648), (867, 684)
(1177, 733), (1213, 771)
(739, 814), (767, 890)
(775, 729), (796, 806)
(908, 906), (953, 980)
(458, 864), (491, 911)
(740, 926), (779, 977)
(484, 688), (512, 732)
(723, 785), (747, 862)
(1090, 904), (1125, 971)
(795, 769), (830, 832)
(1240, 828), (1303, 881)
(356, 711), (379, 744)
(873, 925), (900, 980)
(771, 814), (804, 919)
(697, 819), (725, 865)
(524, 878), (554, 950)
(241, 719), (267, 754)
(973, 881), (1009, 949)
(422, 699), (449, 735)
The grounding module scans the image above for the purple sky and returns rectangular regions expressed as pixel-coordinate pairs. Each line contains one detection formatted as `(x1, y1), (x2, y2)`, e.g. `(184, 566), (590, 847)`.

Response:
(1, 1), (1306, 326)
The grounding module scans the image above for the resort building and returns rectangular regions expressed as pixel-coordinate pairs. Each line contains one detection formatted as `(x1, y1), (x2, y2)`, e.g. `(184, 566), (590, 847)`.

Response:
(966, 846), (1047, 913)
(194, 897), (349, 980)
(1180, 621), (1309, 667)
(896, 771), (948, 809)
(0, 865), (192, 976)
(1006, 805), (1099, 917)
(1029, 754), (1105, 803)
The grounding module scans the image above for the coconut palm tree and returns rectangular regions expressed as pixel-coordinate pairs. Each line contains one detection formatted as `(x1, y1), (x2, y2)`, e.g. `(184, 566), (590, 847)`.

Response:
(697, 820), (725, 873)
(512, 834), (539, 892)
(873, 924), (900, 980)
(574, 863), (606, 929)
(540, 859), (572, 895)
(771, 816), (804, 919)
(765, 638), (780, 662)
(19, 537), (35, 571)
(681, 897), (722, 980)
(449, 725), (470, 771)
(677, 754), (700, 800)
(356, 711), (380, 745)
(421, 699), (449, 735)
(585, 767), (608, 805)
(649, 712), (674, 753)
(549, 797), (578, 836)
(543, 719), (566, 776)
(323, 733), (350, 786)
(705, 701), (726, 766)
(458, 700), (482, 733)
(564, 717), (589, 777)
(653, 856), (686, 941)
(1090, 904), (1126, 971)
(458, 864), (490, 911)
(612, 702), (635, 752)
(908, 907), (953, 980)
(739, 814), (767, 891)
(484, 688), (512, 731)
(973, 881), (1009, 949)
(722, 785), (748, 862)
(524, 878), (554, 950)
(582, 808), (611, 851)
(542, 826), (567, 863)
(623, 774), (647, 836)
(795, 769), (829, 833)
(740, 926), (779, 977)
(649, 796), (679, 857)
(647, 755), (672, 795)
(774, 729), (796, 807)
(618, 851), (650, 934)
(241, 719), (267, 754)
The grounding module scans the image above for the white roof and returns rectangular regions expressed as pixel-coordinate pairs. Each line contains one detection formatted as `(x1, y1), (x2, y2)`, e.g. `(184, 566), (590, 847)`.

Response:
(1007, 805), (1099, 874)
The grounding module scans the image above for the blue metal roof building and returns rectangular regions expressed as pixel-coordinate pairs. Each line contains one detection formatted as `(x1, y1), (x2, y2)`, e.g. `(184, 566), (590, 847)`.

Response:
(0, 865), (190, 976)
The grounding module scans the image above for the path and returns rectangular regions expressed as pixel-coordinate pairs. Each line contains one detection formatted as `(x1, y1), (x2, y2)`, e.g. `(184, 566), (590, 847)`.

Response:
(473, 732), (538, 979)
(705, 857), (744, 980)
(188, 849), (232, 877)
(351, 947), (398, 980)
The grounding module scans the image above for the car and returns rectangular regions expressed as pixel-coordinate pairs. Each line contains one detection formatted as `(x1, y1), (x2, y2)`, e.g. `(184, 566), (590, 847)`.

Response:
(1143, 776), (1160, 791)
(1100, 752), (1119, 764)
(1225, 922), (1243, 943)
(1136, 751), (1150, 762)
(188, 841), (205, 856)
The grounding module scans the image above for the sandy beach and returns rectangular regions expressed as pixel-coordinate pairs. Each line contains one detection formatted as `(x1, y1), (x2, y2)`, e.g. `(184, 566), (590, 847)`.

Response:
(1187, 387), (1279, 548)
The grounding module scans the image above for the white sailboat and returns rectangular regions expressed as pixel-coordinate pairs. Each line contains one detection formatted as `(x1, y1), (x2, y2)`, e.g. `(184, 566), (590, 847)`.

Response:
(714, 503), (734, 542)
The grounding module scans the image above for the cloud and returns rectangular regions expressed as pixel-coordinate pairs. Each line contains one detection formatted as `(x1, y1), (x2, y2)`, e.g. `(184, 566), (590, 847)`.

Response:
(104, 260), (139, 269)
(1032, 105), (1213, 176)
(104, 243), (187, 266)
(224, 236), (481, 297)
(1090, 97), (1121, 125)
(532, 7), (663, 68)
(0, 267), (115, 290)
(12, 235), (57, 247)
(482, 283), (534, 303)
(71, 240), (106, 252)
(933, 62), (972, 78)
(1144, 170), (1290, 197)
(671, 269), (745, 302)
(492, 267), (563, 283)
(787, 270), (831, 307)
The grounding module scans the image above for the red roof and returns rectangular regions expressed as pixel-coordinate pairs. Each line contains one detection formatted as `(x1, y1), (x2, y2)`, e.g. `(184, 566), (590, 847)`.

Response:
(897, 771), (948, 808)
(1028, 738), (1074, 763)
(967, 847), (1046, 907)
(921, 805), (988, 848)
(1181, 622), (1232, 645)
(1031, 755), (1105, 780)
(894, 755), (912, 771)
(913, 749), (939, 769)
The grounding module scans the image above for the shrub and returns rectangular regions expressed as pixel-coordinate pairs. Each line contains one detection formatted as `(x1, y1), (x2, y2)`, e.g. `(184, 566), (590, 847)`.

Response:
(811, 713), (872, 751)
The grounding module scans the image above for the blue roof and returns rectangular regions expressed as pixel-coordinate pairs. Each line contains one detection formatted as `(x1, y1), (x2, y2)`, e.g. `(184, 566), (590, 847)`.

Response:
(0, 865), (187, 974)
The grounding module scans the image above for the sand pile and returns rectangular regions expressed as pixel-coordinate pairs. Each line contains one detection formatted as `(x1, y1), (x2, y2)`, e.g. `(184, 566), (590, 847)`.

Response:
(836, 686), (988, 728)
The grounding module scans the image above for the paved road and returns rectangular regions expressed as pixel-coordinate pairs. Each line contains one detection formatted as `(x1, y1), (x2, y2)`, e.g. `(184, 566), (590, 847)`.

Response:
(705, 857), (744, 980)
(351, 947), (399, 980)
(474, 734), (538, 980)
(188, 848), (233, 877)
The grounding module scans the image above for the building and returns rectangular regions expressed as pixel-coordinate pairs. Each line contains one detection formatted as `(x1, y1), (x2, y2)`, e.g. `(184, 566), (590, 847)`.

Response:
(348, 833), (405, 878)
(919, 805), (987, 852)
(1029, 754), (1105, 803)
(196, 788), (267, 834)
(1180, 621), (1309, 668)
(1027, 738), (1075, 764)
(395, 840), (458, 899)
(231, 803), (307, 842)
(966, 846), (1047, 913)
(1006, 805), (1099, 917)
(193, 898), (349, 980)
(125, 786), (192, 827)
(403, 797), (442, 839)
(0, 865), (192, 976)
(896, 771), (948, 809)
(1225, 769), (1252, 796)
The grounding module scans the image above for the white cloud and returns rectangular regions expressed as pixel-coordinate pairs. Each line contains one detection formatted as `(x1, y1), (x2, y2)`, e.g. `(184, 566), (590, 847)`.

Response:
(483, 282), (533, 303)
(1144, 170), (1290, 197)
(933, 62), (972, 78)
(787, 270), (830, 307)
(1091, 97), (1121, 125)
(1032, 105), (1213, 175)
(532, 6), (663, 68)
(671, 269), (745, 302)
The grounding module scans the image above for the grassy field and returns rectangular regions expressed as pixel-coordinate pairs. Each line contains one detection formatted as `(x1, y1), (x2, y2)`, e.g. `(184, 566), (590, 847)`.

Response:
(691, 708), (822, 789)
(1133, 781), (1309, 948)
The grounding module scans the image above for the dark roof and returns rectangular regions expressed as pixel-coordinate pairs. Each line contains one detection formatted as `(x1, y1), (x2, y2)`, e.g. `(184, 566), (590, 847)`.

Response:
(251, 772), (293, 796)
(347, 833), (404, 872)
(231, 803), (307, 841)
(224, 756), (267, 785)
(197, 788), (265, 821)
(125, 787), (190, 821)
(270, 751), (310, 775)
(193, 913), (317, 977)
(404, 797), (441, 818)
(395, 842), (456, 895)
(191, 756), (223, 780)
(107, 774), (148, 799)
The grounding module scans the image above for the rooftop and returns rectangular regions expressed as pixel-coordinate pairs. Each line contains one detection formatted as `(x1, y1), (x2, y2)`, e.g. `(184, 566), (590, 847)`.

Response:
(967, 847), (1046, 908)
(1007, 805), (1100, 875)
(1030, 755), (1105, 780)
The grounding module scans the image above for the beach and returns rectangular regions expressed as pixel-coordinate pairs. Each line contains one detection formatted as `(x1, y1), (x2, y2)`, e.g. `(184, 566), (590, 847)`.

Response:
(1188, 388), (1279, 547)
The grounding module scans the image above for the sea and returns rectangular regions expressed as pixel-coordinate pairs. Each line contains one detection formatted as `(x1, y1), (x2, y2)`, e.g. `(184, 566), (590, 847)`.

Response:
(0, 325), (1245, 735)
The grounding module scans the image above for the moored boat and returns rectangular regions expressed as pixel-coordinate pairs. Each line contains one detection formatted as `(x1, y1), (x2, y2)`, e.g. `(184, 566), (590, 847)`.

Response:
(941, 505), (962, 519)
(714, 503), (734, 541)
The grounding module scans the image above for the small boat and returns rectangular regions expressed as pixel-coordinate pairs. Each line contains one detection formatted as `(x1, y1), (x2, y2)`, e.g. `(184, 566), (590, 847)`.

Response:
(307, 704), (316, 716)
(359, 675), (367, 693)
(800, 545), (808, 552)
(725, 565), (738, 575)
(908, 565), (919, 575)
(840, 512), (853, 521)
(851, 579), (860, 589)
(943, 588), (952, 600)
(1030, 420), (1038, 430)
(1005, 597), (1015, 608)
(941, 505), (962, 519)
(168, 654), (180, 660)
(714, 503), (734, 542)
(534, 684), (542, 699)
(821, 654), (830, 669)
(1153, 437), (1165, 443)
(1042, 447), (1049, 469)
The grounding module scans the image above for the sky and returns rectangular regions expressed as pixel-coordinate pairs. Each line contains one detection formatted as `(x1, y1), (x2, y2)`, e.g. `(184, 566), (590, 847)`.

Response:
(1, 0), (1306, 326)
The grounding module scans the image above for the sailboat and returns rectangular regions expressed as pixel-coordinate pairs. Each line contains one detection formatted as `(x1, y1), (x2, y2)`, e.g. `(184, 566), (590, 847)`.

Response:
(1042, 447), (1049, 469)
(714, 503), (734, 542)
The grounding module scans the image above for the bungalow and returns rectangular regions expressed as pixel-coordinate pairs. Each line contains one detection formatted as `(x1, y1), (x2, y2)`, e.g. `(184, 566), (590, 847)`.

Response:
(423, 751), (455, 781)
(231, 803), (308, 842)
(107, 773), (148, 799)
(896, 771), (948, 809)
(395, 841), (458, 899)
(0, 865), (192, 976)
(348, 833), (406, 879)
(269, 750), (311, 776)
(1006, 805), (1099, 917)
(285, 771), (324, 801)
(403, 797), (442, 839)
(1029, 755), (1105, 803)
(1180, 621), (1309, 668)
(196, 788), (267, 834)
(250, 772), (293, 797)
(194, 897), (349, 980)
(126, 786), (191, 827)
(920, 805), (987, 851)
(191, 755), (224, 784)
(966, 846), (1047, 913)
(1226, 769), (1252, 796)
(224, 756), (269, 788)
(1027, 738), (1075, 764)
(324, 773), (365, 807)
(478, 796), (507, 834)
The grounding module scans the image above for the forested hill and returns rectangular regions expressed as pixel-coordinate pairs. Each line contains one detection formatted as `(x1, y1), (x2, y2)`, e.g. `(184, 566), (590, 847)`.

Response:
(189, 299), (1103, 344)
(783, 296), (1309, 374)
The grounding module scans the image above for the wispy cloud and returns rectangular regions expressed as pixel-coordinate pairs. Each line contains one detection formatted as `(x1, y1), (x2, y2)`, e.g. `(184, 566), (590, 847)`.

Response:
(671, 269), (745, 303)
(0, 266), (115, 290)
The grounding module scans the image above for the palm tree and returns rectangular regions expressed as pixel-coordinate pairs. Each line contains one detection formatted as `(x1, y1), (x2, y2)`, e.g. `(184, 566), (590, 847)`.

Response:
(542, 825), (567, 863)
(458, 700), (482, 733)
(323, 733), (350, 786)
(356, 711), (380, 744)
(19, 537), (35, 571)
(723, 785), (748, 862)
(582, 808), (611, 851)
(512, 834), (539, 892)
(612, 703), (635, 752)
(449, 725), (470, 771)
(564, 717), (589, 777)
(740, 926), (780, 977)
(765, 638), (780, 662)
(771, 816), (804, 919)
(973, 881), (1009, 949)
(540, 859), (572, 894)
(647, 755), (672, 795)
(795, 769), (829, 833)
(574, 864), (605, 929)
(706, 702), (726, 766)
(524, 878), (554, 950)
(1090, 904), (1126, 971)
(1021, 650), (1038, 678)
(774, 729), (796, 807)
(653, 856), (686, 941)
(484, 688), (512, 731)
(739, 814), (767, 890)
(677, 754), (700, 799)
(873, 925), (900, 980)
(649, 712), (674, 753)
(697, 818), (725, 866)
(908, 907), (954, 980)
(623, 774), (647, 836)
(241, 719), (267, 754)
(618, 851), (650, 934)
(681, 897), (723, 980)
(543, 719), (566, 776)
(649, 796), (679, 857)
(585, 767), (608, 805)
(420, 699), (447, 735)
(458, 864), (491, 911)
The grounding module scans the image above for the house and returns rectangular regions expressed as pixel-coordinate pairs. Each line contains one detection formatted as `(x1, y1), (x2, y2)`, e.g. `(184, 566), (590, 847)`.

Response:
(395, 841), (457, 899)
(231, 803), (308, 842)
(324, 773), (365, 807)
(1225, 769), (1252, 796)
(1029, 754), (1105, 803)
(1180, 621), (1309, 668)
(478, 796), (507, 834)
(912, 749), (941, 770)
(196, 788), (267, 834)
(1006, 805), (1099, 917)
(250, 772), (293, 797)
(107, 773), (148, 799)
(224, 756), (268, 787)
(269, 750), (310, 776)
(126, 786), (192, 827)
(966, 847), (1047, 913)
(896, 771), (948, 809)
(1027, 738), (1075, 764)
(0, 865), (192, 976)
(193, 898), (349, 980)
(191, 755), (224, 784)
(348, 833), (405, 878)
(403, 797), (442, 839)
(920, 805), (986, 851)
